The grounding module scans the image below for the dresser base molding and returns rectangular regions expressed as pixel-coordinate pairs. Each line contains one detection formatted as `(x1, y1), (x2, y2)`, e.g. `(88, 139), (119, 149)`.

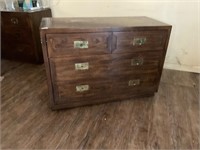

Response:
(50, 93), (155, 110)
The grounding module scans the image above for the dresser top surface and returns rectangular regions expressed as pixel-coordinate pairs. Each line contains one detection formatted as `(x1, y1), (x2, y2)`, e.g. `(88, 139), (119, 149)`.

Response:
(1, 8), (50, 13)
(40, 16), (171, 32)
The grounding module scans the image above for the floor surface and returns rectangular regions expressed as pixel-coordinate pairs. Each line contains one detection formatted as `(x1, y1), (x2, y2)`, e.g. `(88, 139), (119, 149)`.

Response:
(1, 59), (199, 149)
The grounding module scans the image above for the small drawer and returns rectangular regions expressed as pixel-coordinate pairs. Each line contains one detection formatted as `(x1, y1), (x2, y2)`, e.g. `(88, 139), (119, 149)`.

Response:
(49, 55), (110, 82)
(54, 79), (112, 104)
(112, 30), (168, 53)
(1, 12), (30, 29)
(109, 74), (158, 96)
(49, 52), (160, 82)
(109, 52), (161, 76)
(46, 32), (111, 57)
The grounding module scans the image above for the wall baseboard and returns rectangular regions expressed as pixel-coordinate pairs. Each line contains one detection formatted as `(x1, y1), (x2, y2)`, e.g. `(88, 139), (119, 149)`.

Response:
(164, 63), (200, 73)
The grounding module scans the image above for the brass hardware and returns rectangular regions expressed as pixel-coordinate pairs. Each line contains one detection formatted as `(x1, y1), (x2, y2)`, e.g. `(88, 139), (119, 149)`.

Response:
(76, 85), (89, 92)
(133, 37), (146, 46)
(128, 79), (140, 86)
(74, 41), (88, 49)
(75, 62), (89, 70)
(11, 18), (19, 25)
(131, 57), (143, 66)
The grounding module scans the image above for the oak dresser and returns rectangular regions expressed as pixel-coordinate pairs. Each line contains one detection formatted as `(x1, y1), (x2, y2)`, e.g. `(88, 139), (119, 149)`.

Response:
(40, 17), (172, 110)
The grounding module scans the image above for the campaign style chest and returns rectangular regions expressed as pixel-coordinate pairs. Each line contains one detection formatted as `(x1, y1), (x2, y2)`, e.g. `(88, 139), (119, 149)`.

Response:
(40, 17), (171, 110)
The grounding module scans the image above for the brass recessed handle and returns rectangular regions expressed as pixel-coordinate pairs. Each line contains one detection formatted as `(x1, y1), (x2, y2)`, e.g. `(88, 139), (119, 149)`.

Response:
(131, 57), (144, 66)
(128, 79), (140, 86)
(11, 18), (19, 25)
(76, 85), (89, 92)
(133, 38), (146, 46)
(75, 62), (89, 70)
(74, 41), (88, 49)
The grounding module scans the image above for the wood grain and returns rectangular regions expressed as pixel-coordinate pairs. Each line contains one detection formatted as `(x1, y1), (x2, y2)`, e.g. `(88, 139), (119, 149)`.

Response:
(47, 33), (111, 57)
(41, 17), (171, 109)
(113, 30), (167, 53)
(1, 59), (199, 149)
(1, 8), (52, 63)
(50, 52), (160, 81)
(40, 16), (171, 33)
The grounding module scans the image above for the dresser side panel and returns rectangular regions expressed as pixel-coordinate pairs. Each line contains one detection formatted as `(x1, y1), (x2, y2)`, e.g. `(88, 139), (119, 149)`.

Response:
(40, 30), (56, 109)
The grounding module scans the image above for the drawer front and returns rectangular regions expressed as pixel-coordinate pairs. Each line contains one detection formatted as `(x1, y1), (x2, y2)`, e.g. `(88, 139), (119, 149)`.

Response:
(109, 75), (157, 95)
(50, 55), (110, 81)
(2, 28), (33, 44)
(1, 13), (30, 29)
(53, 74), (158, 104)
(2, 43), (36, 62)
(50, 52), (161, 82)
(46, 33), (111, 57)
(112, 30), (167, 53)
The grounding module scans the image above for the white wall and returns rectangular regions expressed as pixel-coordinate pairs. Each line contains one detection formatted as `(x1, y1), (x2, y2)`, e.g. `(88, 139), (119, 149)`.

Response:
(49, 0), (200, 73)
(0, 0), (5, 10)
(1, 0), (199, 73)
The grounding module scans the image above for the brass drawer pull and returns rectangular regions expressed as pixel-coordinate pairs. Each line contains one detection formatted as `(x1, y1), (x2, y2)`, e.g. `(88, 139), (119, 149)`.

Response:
(74, 41), (88, 49)
(128, 79), (140, 86)
(76, 85), (89, 92)
(11, 18), (19, 25)
(75, 62), (89, 70)
(131, 57), (143, 66)
(133, 38), (146, 46)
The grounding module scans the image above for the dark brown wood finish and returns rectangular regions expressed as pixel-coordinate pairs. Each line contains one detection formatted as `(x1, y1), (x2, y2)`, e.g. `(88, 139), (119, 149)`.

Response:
(1, 8), (52, 63)
(113, 30), (167, 53)
(40, 16), (172, 109)
(50, 52), (160, 81)
(40, 16), (171, 32)
(54, 74), (157, 105)
(47, 33), (111, 57)
(1, 59), (199, 149)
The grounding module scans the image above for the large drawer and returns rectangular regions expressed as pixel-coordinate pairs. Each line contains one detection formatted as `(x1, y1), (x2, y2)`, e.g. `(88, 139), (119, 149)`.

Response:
(112, 30), (167, 53)
(2, 28), (33, 44)
(46, 32), (111, 57)
(49, 52), (161, 82)
(2, 43), (36, 62)
(53, 74), (157, 105)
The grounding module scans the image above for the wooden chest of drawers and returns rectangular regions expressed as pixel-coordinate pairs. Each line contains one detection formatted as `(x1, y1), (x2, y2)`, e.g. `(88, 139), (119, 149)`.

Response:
(40, 17), (171, 110)
(1, 8), (52, 63)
